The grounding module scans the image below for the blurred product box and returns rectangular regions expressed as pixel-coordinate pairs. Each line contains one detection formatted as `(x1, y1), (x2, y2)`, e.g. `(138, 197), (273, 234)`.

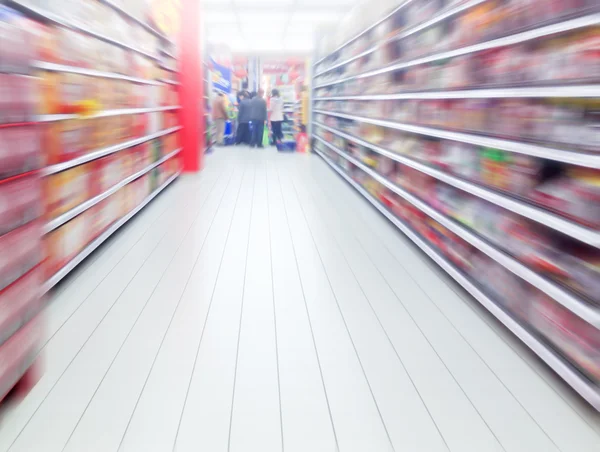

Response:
(0, 222), (42, 293)
(45, 214), (88, 276)
(0, 315), (41, 402)
(45, 165), (89, 219)
(0, 125), (41, 179)
(0, 176), (42, 236)
(0, 266), (43, 346)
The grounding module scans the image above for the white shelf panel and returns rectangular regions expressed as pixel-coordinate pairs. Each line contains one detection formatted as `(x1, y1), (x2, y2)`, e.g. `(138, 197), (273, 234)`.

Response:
(314, 122), (600, 247)
(160, 79), (180, 85)
(33, 61), (163, 85)
(41, 170), (180, 294)
(36, 106), (181, 123)
(42, 126), (181, 176)
(44, 148), (181, 234)
(314, 84), (600, 100)
(313, 146), (600, 411)
(314, 13), (600, 89)
(314, 135), (600, 328)
(313, 109), (600, 169)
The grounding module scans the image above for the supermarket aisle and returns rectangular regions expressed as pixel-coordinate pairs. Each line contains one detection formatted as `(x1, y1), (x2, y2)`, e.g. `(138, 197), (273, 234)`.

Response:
(2, 147), (600, 452)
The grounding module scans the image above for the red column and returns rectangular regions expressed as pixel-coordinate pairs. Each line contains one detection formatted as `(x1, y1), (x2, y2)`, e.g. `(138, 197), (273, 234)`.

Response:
(178, 0), (204, 172)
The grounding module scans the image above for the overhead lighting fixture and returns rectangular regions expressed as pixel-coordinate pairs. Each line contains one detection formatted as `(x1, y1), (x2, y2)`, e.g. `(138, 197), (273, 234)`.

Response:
(289, 11), (341, 23)
(203, 12), (238, 23)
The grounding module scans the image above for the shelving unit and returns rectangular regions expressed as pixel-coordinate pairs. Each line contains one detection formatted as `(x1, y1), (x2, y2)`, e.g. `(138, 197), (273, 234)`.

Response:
(311, 0), (600, 410)
(1, 0), (184, 293)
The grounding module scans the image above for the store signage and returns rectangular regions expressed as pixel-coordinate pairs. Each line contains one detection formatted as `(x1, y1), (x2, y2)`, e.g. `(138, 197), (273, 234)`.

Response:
(211, 59), (232, 94)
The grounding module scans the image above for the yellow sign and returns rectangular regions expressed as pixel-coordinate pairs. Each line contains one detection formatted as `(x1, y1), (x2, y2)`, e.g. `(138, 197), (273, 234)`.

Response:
(152, 0), (181, 37)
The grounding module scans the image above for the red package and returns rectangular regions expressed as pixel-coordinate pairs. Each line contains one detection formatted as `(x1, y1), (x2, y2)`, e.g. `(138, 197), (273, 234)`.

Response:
(0, 175), (42, 236)
(0, 315), (41, 403)
(0, 221), (42, 292)
(0, 125), (41, 179)
(0, 265), (43, 346)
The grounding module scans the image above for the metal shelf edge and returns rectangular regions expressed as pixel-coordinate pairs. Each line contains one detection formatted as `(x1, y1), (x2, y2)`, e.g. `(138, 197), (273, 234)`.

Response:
(33, 61), (163, 85)
(313, 84), (600, 100)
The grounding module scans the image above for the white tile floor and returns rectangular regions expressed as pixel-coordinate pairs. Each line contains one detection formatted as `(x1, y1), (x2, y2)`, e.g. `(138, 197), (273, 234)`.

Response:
(2, 146), (600, 452)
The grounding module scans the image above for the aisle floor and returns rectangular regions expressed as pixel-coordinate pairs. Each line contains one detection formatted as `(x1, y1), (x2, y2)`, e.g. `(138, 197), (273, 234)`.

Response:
(2, 146), (600, 452)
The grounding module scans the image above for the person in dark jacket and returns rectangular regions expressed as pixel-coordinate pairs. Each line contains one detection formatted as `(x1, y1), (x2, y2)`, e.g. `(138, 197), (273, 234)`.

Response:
(249, 89), (267, 148)
(236, 92), (251, 145)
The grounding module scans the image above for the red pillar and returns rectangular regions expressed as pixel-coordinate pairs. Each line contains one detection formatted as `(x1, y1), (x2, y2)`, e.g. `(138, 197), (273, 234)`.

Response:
(179, 0), (204, 172)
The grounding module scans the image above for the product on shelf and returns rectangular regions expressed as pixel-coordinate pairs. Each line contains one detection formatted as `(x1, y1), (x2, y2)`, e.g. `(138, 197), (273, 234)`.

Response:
(0, 315), (42, 402)
(0, 175), (42, 236)
(0, 265), (43, 346)
(314, 0), (599, 87)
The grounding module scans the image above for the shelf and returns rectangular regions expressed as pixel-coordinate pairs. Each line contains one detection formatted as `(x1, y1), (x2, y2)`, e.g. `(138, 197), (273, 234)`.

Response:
(43, 148), (181, 234)
(313, 109), (600, 168)
(160, 79), (180, 86)
(312, 0), (412, 66)
(314, 13), (600, 89)
(314, 84), (600, 100)
(314, 122), (600, 247)
(97, 0), (167, 40)
(314, 135), (600, 327)
(160, 49), (177, 59)
(313, 0), (486, 77)
(159, 64), (177, 73)
(6, 0), (159, 61)
(41, 170), (180, 294)
(33, 61), (163, 85)
(36, 105), (181, 122)
(0, 121), (36, 129)
(0, 169), (39, 187)
(313, 146), (600, 411)
(42, 126), (181, 176)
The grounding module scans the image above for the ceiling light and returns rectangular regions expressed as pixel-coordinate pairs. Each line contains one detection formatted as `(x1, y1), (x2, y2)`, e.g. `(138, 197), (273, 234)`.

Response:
(289, 11), (341, 23)
(203, 12), (238, 23)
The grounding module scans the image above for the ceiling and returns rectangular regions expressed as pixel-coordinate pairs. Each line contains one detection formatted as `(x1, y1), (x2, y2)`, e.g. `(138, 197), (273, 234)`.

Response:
(202, 0), (358, 54)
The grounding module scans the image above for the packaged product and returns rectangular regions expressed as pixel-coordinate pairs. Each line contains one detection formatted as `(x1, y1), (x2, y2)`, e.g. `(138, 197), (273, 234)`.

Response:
(45, 165), (89, 219)
(529, 294), (600, 383)
(0, 221), (41, 292)
(97, 154), (125, 194)
(58, 73), (87, 114)
(0, 176), (42, 236)
(45, 214), (88, 276)
(531, 168), (600, 227)
(0, 265), (43, 346)
(0, 315), (41, 403)
(88, 199), (109, 241)
(0, 125), (41, 179)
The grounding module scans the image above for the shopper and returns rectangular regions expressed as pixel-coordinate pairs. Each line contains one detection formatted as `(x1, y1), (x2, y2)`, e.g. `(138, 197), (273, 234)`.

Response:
(270, 89), (284, 144)
(212, 92), (228, 145)
(249, 89), (267, 148)
(236, 92), (251, 145)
